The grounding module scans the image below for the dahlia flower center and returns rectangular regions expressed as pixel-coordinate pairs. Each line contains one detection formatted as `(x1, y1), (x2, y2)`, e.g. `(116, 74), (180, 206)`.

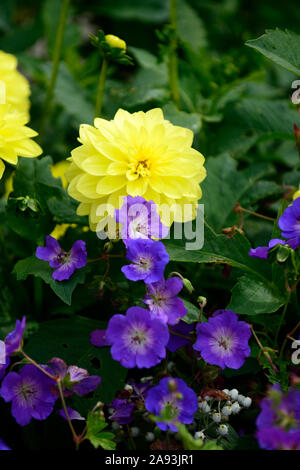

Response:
(127, 159), (151, 180)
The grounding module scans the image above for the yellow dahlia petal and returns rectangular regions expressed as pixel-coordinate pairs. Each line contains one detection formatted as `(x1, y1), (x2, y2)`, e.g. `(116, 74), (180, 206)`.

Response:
(76, 174), (100, 199)
(12, 139), (42, 157)
(96, 175), (126, 195)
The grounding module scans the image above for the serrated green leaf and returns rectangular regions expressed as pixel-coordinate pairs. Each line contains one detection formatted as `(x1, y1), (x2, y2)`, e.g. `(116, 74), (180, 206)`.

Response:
(25, 317), (127, 403)
(228, 274), (286, 315)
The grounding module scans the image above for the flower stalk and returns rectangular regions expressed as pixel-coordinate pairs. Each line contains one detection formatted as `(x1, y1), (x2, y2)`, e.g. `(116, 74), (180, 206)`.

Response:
(39, 0), (71, 141)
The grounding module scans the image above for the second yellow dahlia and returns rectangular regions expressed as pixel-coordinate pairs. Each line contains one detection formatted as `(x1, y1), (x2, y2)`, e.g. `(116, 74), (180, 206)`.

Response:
(66, 108), (206, 230)
(0, 104), (42, 179)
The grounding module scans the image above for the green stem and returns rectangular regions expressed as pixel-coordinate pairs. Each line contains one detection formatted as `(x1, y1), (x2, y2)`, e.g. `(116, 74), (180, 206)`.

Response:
(94, 57), (108, 118)
(169, 0), (180, 108)
(39, 0), (71, 141)
(275, 291), (291, 348)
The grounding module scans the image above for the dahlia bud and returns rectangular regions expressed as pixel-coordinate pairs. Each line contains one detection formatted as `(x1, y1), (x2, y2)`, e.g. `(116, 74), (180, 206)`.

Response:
(105, 34), (126, 52)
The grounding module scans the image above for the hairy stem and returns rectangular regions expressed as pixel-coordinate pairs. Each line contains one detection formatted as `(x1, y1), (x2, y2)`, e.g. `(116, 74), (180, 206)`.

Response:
(39, 0), (71, 141)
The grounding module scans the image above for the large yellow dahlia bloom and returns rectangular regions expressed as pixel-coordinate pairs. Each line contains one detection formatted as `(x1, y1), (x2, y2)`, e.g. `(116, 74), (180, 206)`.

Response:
(0, 50), (30, 117)
(66, 108), (206, 230)
(0, 104), (42, 179)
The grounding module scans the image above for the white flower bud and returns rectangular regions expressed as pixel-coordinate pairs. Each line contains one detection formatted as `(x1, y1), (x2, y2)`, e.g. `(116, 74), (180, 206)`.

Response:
(131, 427), (140, 437)
(222, 389), (230, 395)
(167, 361), (175, 371)
(145, 432), (155, 442)
(231, 402), (241, 414)
(237, 394), (246, 404)
(242, 397), (252, 408)
(194, 431), (205, 440)
(124, 384), (133, 392)
(217, 424), (228, 436)
(212, 412), (222, 423)
(229, 389), (239, 400)
(222, 405), (232, 416)
(199, 401), (210, 413)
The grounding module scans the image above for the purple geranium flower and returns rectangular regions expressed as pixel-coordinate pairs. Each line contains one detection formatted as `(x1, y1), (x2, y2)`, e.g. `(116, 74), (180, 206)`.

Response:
(109, 399), (135, 425)
(58, 408), (85, 421)
(278, 198), (300, 241)
(36, 236), (87, 281)
(0, 365), (57, 426)
(145, 377), (198, 432)
(193, 310), (251, 369)
(4, 316), (26, 356)
(248, 238), (287, 259)
(121, 238), (169, 283)
(47, 358), (101, 397)
(106, 306), (169, 369)
(90, 329), (108, 347)
(143, 277), (187, 325)
(0, 439), (11, 450)
(115, 196), (168, 243)
(167, 321), (195, 352)
(256, 384), (300, 450)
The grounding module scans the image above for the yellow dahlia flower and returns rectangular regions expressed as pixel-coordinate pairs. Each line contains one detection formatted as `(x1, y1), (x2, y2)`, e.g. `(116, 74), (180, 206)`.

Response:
(0, 50), (30, 117)
(0, 104), (42, 180)
(66, 108), (206, 231)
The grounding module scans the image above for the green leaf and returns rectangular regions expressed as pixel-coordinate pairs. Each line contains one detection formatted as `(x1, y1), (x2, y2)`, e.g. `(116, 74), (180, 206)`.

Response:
(214, 99), (298, 157)
(85, 411), (116, 450)
(246, 29), (300, 76)
(24, 316), (127, 403)
(13, 256), (87, 305)
(200, 154), (275, 231)
(166, 225), (271, 283)
(5, 157), (63, 242)
(228, 274), (286, 315)
(42, 63), (94, 125)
